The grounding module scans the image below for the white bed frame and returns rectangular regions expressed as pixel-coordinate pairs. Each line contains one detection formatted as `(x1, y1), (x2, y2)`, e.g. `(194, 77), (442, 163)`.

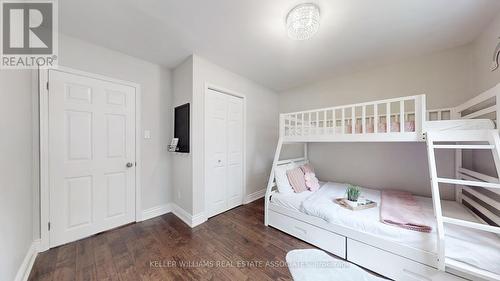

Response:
(265, 84), (500, 281)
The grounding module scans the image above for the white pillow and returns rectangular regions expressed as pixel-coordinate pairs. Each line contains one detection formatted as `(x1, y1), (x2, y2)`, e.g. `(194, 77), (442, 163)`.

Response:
(274, 163), (296, 194)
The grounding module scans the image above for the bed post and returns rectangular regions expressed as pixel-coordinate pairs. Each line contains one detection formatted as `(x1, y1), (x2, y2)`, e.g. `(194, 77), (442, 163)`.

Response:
(496, 87), (500, 134)
(265, 114), (285, 226)
(415, 94), (426, 140)
(451, 107), (463, 204)
(304, 143), (308, 161)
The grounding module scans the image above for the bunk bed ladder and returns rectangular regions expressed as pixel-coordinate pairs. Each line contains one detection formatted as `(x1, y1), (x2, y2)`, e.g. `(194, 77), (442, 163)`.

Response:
(425, 130), (500, 280)
(265, 136), (283, 226)
(425, 132), (446, 271)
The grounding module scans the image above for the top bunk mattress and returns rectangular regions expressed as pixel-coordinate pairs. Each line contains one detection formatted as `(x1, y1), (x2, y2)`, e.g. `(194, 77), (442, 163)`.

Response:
(424, 119), (495, 131)
(270, 182), (500, 275)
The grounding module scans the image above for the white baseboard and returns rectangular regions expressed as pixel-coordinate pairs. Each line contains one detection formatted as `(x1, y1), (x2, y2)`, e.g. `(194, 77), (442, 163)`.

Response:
(172, 204), (207, 228)
(141, 203), (173, 221)
(141, 203), (206, 228)
(15, 239), (40, 281)
(191, 212), (207, 227)
(244, 189), (266, 204)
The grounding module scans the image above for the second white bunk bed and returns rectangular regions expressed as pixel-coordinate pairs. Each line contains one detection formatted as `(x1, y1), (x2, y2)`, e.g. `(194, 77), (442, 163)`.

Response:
(265, 84), (500, 281)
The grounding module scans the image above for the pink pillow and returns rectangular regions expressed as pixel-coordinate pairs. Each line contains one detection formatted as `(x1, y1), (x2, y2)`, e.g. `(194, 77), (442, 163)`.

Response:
(366, 123), (374, 133)
(377, 122), (402, 132)
(301, 164), (320, 191)
(390, 121), (400, 132)
(287, 167), (307, 193)
(304, 173), (320, 191)
(405, 121), (415, 132)
(378, 122), (386, 133)
(355, 123), (362, 134)
(300, 163), (314, 174)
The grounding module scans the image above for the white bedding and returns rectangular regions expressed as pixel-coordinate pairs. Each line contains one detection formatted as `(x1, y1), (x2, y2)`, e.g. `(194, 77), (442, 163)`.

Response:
(271, 182), (500, 275)
(271, 190), (315, 212)
(270, 181), (326, 211)
(424, 119), (495, 131)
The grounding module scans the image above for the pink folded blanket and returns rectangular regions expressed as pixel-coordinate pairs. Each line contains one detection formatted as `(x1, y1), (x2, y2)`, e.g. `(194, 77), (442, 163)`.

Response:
(380, 190), (432, 233)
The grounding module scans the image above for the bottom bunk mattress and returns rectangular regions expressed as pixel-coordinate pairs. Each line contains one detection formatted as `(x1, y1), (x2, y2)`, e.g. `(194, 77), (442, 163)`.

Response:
(270, 182), (500, 275)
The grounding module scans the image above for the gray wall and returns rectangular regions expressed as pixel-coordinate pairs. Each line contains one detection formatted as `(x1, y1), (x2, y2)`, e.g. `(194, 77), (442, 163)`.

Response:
(309, 143), (454, 198)
(0, 69), (35, 281)
(172, 57), (194, 213)
(279, 44), (476, 113)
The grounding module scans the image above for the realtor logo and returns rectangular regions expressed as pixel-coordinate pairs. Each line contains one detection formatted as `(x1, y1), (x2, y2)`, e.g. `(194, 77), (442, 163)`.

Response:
(1, 0), (58, 69)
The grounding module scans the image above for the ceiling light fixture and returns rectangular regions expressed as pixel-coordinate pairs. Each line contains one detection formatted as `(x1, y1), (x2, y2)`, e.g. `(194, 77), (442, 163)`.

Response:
(286, 3), (320, 41)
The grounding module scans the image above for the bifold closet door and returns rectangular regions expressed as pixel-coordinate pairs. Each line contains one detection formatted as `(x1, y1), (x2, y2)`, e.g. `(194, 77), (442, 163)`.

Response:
(48, 70), (136, 247)
(205, 89), (244, 218)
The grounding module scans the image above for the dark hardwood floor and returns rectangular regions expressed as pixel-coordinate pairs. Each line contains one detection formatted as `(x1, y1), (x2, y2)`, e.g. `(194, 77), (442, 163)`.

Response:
(28, 199), (316, 281)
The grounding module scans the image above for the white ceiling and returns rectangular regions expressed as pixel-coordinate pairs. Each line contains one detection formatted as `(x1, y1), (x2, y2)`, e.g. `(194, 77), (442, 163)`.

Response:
(59, 0), (500, 92)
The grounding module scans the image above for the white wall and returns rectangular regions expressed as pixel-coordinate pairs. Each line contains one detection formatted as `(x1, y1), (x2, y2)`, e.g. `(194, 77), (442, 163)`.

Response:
(0, 69), (35, 281)
(172, 57), (194, 212)
(191, 55), (280, 215)
(280, 44), (475, 112)
(471, 13), (500, 95)
(278, 44), (480, 199)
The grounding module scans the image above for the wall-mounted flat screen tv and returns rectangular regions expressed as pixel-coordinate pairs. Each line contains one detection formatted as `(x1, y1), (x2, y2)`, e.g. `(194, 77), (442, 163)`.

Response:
(174, 103), (190, 153)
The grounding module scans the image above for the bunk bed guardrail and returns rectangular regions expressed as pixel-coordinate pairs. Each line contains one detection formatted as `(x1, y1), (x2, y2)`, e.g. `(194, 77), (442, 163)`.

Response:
(280, 94), (427, 142)
(449, 83), (500, 229)
(454, 84), (500, 124)
(450, 83), (500, 213)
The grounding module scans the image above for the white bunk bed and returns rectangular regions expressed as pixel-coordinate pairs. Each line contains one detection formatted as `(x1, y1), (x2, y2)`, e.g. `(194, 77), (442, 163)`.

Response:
(265, 84), (500, 281)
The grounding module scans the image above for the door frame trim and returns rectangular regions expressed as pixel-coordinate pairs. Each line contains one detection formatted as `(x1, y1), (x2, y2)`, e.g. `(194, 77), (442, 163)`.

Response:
(203, 83), (247, 219)
(39, 66), (142, 251)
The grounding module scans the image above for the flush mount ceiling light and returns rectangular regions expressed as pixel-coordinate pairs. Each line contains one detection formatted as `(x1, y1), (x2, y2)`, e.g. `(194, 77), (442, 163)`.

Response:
(286, 3), (320, 40)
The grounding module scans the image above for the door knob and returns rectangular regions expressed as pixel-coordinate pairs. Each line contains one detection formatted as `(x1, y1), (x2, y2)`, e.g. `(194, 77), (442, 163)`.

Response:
(126, 162), (134, 168)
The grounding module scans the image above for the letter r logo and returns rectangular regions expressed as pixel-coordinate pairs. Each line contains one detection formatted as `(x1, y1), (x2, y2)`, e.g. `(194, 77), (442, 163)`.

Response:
(2, 2), (53, 54)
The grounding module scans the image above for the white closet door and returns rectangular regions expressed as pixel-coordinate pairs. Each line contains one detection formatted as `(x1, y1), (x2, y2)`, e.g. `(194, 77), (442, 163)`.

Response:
(205, 89), (244, 218)
(48, 70), (136, 247)
(225, 94), (244, 210)
(206, 90), (229, 217)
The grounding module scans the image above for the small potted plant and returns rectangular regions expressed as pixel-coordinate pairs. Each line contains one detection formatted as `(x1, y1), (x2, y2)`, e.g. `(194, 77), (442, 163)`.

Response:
(346, 184), (361, 202)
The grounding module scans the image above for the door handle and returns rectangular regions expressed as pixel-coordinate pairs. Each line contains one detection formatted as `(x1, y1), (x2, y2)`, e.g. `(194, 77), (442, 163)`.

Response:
(126, 162), (134, 168)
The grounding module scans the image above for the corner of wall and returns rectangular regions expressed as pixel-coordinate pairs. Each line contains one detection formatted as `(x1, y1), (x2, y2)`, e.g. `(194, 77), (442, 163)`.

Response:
(171, 54), (195, 215)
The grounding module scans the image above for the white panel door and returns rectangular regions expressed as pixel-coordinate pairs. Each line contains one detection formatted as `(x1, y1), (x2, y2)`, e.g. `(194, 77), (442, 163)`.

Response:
(48, 70), (136, 247)
(225, 94), (244, 210)
(205, 89), (244, 218)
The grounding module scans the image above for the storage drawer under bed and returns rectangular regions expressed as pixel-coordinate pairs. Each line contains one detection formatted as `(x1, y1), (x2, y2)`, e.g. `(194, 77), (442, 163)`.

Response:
(268, 209), (346, 259)
(347, 239), (465, 281)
